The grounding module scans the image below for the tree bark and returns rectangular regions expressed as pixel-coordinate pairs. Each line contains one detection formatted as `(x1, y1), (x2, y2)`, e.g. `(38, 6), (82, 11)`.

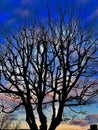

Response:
(25, 104), (38, 130)
(37, 103), (47, 130)
(26, 114), (38, 130)
(48, 117), (61, 130)
(49, 102), (64, 130)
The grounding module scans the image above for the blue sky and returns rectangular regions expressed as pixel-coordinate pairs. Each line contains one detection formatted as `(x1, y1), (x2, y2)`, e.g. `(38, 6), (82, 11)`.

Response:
(0, 0), (98, 127)
(0, 0), (98, 27)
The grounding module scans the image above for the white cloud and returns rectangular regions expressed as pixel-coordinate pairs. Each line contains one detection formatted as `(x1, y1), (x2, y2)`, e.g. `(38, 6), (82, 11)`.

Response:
(88, 8), (98, 19)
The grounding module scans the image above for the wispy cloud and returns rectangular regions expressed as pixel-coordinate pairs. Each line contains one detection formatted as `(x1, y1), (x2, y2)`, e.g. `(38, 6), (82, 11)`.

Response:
(89, 8), (98, 18)
(70, 119), (89, 126)
(80, 0), (88, 2)
(86, 114), (98, 124)
(70, 113), (98, 126)
(21, 0), (34, 5)
(14, 8), (31, 18)
(5, 18), (15, 25)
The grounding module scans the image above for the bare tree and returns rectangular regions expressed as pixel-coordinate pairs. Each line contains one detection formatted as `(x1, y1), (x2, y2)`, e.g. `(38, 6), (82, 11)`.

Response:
(0, 7), (98, 130)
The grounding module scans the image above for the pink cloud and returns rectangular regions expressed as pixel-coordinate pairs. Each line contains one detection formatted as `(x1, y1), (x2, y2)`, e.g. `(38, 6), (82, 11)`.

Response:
(70, 119), (89, 126)
(0, 92), (21, 113)
(70, 114), (98, 126)
(86, 114), (98, 124)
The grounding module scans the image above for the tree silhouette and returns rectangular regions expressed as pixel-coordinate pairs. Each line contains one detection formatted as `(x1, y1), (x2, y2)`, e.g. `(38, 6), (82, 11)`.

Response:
(0, 8), (98, 130)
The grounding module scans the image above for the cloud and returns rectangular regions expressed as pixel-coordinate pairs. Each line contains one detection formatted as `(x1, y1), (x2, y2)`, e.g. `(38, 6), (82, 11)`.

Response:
(14, 8), (31, 18)
(0, 90), (21, 112)
(79, 0), (89, 3)
(70, 114), (98, 126)
(88, 8), (98, 19)
(21, 0), (34, 5)
(5, 18), (15, 25)
(91, 8), (98, 17)
(70, 119), (89, 126)
(85, 114), (98, 124)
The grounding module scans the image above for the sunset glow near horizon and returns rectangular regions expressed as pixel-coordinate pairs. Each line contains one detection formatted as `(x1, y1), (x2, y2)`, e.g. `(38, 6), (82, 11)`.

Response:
(0, 0), (98, 129)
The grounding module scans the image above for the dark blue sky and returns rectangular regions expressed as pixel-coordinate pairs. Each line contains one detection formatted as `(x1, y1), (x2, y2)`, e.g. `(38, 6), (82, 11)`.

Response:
(0, 0), (98, 27)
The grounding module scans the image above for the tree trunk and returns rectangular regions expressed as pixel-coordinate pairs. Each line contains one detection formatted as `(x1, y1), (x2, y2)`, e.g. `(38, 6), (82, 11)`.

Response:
(39, 124), (47, 130)
(49, 102), (64, 130)
(25, 104), (38, 130)
(37, 103), (47, 130)
(48, 118), (61, 130)
(26, 114), (38, 130)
